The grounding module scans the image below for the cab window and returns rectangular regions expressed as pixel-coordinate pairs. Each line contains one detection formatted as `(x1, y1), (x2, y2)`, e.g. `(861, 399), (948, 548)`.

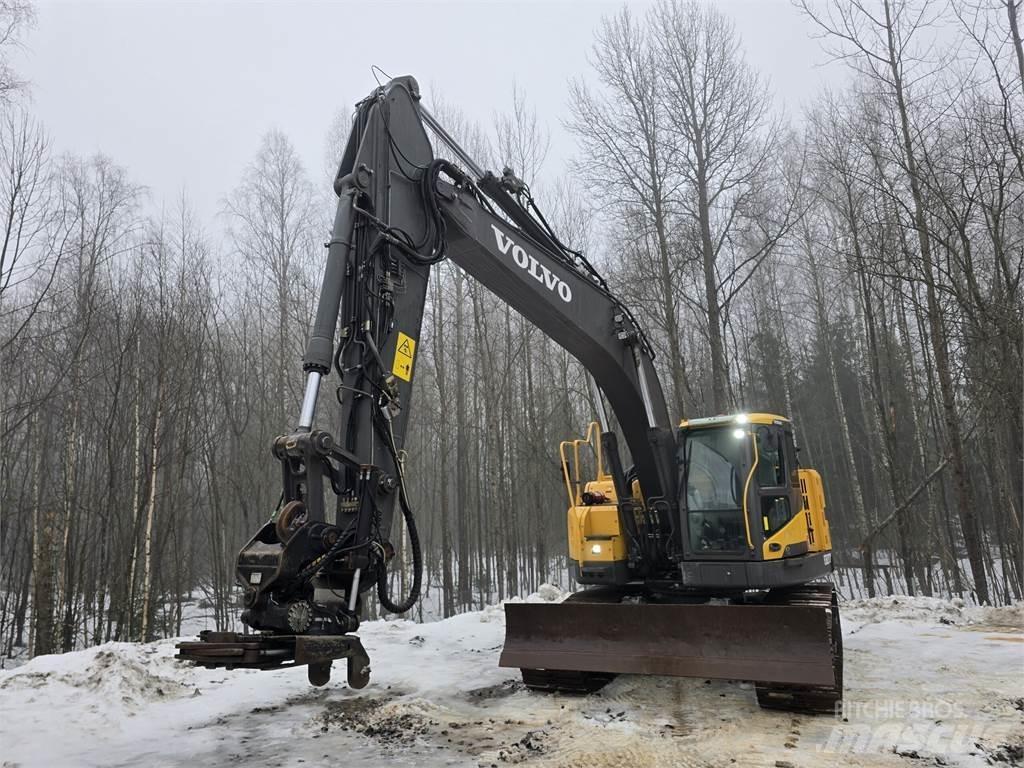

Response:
(755, 426), (785, 487)
(762, 495), (792, 536)
(756, 425), (797, 536)
(681, 428), (748, 552)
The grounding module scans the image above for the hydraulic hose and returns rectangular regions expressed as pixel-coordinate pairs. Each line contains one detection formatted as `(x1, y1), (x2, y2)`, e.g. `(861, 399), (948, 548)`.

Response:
(376, 468), (423, 613)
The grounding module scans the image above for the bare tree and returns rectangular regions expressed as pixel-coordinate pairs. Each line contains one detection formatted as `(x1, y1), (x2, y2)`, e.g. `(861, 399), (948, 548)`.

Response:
(654, 0), (799, 414)
(494, 82), (550, 186)
(225, 129), (318, 433)
(566, 8), (692, 417)
(0, 1), (33, 104)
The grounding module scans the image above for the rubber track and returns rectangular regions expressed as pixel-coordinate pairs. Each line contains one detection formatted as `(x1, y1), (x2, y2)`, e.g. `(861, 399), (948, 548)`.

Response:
(754, 583), (843, 715)
(520, 667), (617, 693)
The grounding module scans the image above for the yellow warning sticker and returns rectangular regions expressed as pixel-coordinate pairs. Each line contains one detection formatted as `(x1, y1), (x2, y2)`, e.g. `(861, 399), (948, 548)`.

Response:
(392, 332), (416, 382)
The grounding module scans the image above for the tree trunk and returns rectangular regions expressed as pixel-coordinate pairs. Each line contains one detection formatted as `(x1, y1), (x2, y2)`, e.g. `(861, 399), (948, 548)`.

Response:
(30, 410), (56, 657)
(139, 382), (164, 641)
(1007, 0), (1024, 93)
(697, 168), (729, 413)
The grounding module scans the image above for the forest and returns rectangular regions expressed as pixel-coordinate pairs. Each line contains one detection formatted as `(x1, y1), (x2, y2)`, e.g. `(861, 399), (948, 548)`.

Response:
(0, 0), (1021, 664)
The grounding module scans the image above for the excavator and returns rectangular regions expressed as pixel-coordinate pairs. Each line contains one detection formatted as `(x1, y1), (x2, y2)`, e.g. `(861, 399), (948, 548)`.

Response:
(177, 75), (843, 714)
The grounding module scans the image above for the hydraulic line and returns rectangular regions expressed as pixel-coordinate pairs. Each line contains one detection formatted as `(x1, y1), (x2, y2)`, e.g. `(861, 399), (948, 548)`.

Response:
(376, 418), (422, 614)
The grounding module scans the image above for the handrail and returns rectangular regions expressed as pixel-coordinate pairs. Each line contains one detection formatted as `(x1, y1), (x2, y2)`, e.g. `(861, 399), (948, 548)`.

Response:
(741, 429), (756, 550)
(559, 421), (608, 508)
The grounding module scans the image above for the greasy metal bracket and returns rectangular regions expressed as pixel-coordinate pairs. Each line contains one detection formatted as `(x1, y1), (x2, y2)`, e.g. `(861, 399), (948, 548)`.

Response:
(176, 631), (371, 688)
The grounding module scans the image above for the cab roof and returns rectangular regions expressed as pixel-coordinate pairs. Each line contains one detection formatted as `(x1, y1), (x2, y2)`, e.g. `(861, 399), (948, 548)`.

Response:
(679, 412), (790, 430)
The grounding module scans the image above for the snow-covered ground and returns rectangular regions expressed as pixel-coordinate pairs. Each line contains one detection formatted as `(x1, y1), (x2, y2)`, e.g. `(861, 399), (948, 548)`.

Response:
(1, 589), (1022, 768)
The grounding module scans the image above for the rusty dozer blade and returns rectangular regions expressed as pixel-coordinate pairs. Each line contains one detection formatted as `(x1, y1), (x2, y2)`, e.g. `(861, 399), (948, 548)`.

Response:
(176, 631), (371, 688)
(500, 601), (837, 688)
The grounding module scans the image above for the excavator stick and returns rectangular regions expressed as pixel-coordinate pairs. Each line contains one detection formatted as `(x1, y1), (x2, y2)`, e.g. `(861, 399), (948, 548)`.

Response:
(500, 586), (842, 713)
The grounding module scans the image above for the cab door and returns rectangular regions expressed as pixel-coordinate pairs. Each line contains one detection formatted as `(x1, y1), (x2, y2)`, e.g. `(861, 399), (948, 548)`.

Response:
(755, 424), (809, 559)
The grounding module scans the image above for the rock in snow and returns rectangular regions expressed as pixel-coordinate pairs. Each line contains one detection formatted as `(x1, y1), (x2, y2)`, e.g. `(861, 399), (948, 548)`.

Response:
(1, 591), (1021, 767)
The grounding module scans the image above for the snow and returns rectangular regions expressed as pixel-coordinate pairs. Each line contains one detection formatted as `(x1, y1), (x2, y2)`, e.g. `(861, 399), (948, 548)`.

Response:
(842, 594), (1024, 628)
(1, 589), (1022, 768)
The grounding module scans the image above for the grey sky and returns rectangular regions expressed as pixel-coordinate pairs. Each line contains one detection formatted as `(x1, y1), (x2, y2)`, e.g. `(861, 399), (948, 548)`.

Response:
(17, 0), (841, 222)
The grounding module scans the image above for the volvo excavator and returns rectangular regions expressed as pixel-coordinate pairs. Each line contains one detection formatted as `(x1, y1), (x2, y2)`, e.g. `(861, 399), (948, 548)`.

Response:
(177, 75), (843, 714)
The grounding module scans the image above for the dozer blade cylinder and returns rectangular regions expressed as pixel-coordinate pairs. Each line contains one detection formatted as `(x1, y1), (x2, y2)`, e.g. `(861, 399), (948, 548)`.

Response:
(500, 602), (837, 687)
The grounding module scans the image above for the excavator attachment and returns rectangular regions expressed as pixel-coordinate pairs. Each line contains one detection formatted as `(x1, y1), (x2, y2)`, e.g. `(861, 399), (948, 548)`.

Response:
(176, 631), (371, 688)
(500, 585), (842, 713)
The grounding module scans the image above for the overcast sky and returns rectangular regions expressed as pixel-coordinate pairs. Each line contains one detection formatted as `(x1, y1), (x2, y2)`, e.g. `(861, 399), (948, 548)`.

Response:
(16, 0), (843, 222)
